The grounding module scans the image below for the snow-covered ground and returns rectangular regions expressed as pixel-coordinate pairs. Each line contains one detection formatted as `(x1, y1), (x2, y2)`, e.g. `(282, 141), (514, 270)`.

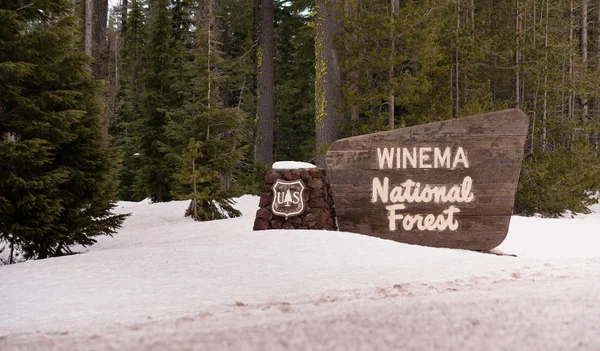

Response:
(1, 196), (599, 350)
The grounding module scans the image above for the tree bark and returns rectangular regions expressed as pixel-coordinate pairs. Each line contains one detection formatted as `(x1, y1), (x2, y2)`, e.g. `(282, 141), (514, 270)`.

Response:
(315, 0), (344, 167)
(568, 0), (574, 124)
(121, 0), (128, 35)
(388, 0), (399, 129)
(207, 0), (214, 109)
(9, 240), (14, 265)
(581, 0), (588, 123)
(542, 0), (549, 151)
(455, 0), (460, 116)
(344, 0), (359, 124)
(92, 0), (109, 79)
(515, 0), (521, 108)
(254, 0), (275, 165)
(216, 0), (231, 108)
(593, 0), (600, 148)
(85, 0), (93, 60)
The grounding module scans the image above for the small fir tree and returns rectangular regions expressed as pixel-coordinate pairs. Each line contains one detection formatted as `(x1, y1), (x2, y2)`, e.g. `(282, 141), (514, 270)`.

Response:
(138, 0), (176, 202)
(115, 0), (147, 201)
(0, 0), (126, 259)
(165, 0), (249, 221)
(172, 138), (241, 221)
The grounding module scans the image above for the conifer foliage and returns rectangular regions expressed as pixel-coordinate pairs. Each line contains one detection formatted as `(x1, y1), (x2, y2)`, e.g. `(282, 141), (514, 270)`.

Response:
(322, 0), (600, 217)
(113, 0), (252, 220)
(0, 0), (126, 259)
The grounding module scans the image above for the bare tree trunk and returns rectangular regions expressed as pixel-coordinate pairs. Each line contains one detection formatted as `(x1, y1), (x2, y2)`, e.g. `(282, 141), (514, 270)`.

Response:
(115, 22), (119, 85)
(315, 0), (344, 166)
(593, 0), (600, 149)
(596, 0), (600, 113)
(121, 0), (128, 35)
(85, 0), (93, 61)
(9, 240), (14, 265)
(344, 0), (360, 124)
(217, 0), (234, 186)
(531, 0), (538, 153)
(455, 0), (460, 116)
(581, 0), (589, 123)
(568, 0), (574, 124)
(92, 0), (109, 79)
(207, 0), (213, 110)
(255, 0), (275, 165)
(542, 0), (548, 150)
(596, 0), (600, 115)
(388, 0), (399, 129)
(450, 57), (454, 117)
(515, 0), (521, 108)
(192, 158), (198, 220)
(216, 0), (231, 108)
(470, 0), (475, 35)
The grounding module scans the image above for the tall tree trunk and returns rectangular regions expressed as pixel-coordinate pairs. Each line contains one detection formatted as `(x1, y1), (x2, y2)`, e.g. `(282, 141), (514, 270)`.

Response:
(192, 158), (198, 220)
(121, 0), (128, 35)
(217, 0), (233, 188)
(542, 0), (549, 150)
(581, 0), (588, 123)
(207, 0), (214, 109)
(454, 0), (460, 116)
(388, 0), (399, 129)
(568, 0), (574, 124)
(216, 0), (231, 108)
(92, 0), (109, 79)
(344, 0), (359, 124)
(595, 0), (600, 115)
(315, 0), (344, 166)
(531, 0), (538, 153)
(593, 0), (600, 148)
(470, 0), (475, 35)
(9, 240), (14, 265)
(255, 0), (275, 165)
(515, 0), (521, 108)
(85, 0), (93, 60)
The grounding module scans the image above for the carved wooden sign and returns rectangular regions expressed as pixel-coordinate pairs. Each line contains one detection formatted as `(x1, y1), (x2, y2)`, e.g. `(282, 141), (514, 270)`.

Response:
(325, 109), (529, 250)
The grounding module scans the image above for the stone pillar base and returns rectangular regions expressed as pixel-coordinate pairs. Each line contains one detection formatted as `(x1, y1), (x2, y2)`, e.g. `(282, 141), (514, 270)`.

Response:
(253, 168), (337, 231)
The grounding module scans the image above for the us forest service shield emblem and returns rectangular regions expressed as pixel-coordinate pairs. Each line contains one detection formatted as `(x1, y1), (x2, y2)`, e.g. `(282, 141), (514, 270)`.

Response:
(271, 179), (307, 219)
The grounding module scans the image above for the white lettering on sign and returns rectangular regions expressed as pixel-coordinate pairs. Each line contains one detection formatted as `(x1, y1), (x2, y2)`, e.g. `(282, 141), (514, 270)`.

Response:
(371, 176), (474, 204)
(376, 147), (469, 169)
(372, 146), (474, 232)
(385, 204), (460, 231)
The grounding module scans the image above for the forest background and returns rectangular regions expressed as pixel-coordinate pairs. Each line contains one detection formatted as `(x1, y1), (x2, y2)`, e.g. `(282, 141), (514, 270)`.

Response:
(2, 0), (600, 259)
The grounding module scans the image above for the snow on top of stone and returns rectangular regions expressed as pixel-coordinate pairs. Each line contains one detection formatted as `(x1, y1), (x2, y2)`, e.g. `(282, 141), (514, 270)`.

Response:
(272, 161), (316, 169)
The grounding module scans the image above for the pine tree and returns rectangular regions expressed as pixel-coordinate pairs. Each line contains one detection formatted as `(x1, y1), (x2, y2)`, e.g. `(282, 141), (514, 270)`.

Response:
(273, 1), (315, 162)
(138, 0), (175, 202)
(511, 0), (600, 216)
(115, 0), (146, 201)
(172, 138), (241, 221)
(0, 0), (126, 259)
(165, 0), (249, 220)
(338, 0), (448, 132)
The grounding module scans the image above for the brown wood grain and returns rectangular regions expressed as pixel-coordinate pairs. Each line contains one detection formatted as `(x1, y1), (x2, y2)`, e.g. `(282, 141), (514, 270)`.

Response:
(329, 109), (530, 152)
(326, 143), (526, 170)
(337, 212), (511, 250)
(325, 109), (528, 250)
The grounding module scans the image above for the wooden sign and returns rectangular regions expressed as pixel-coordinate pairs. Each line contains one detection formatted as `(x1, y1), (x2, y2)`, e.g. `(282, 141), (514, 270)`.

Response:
(325, 109), (529, 250)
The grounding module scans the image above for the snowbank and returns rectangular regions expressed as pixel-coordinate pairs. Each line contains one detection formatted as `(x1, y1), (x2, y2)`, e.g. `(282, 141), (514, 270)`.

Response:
(0, 196), (599, 338)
